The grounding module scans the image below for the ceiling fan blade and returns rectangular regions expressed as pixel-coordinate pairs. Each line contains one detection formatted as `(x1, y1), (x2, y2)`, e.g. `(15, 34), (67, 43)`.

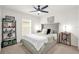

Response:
(33, 6), (38, 10)
(41, 10), (48, 13)
(41, 5), (48, 10)
(30, 11), (37, 12)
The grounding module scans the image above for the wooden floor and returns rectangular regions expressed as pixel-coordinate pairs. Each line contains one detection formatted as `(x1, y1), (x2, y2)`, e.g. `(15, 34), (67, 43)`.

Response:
(48, 44), (79, 54)
(1, 43), (30, 54)
(1, 43), (79, 54)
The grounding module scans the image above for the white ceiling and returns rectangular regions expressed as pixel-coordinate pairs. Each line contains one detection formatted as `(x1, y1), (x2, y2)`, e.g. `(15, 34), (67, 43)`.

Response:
(0, 5), (77, 17)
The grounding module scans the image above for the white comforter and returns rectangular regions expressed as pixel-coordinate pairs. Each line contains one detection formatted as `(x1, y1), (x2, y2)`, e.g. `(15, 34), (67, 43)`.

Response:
(22, 33), (54, 51)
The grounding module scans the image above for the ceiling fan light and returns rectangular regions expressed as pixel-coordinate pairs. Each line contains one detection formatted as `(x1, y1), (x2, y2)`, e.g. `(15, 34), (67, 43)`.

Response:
(37, 11), (41, 13)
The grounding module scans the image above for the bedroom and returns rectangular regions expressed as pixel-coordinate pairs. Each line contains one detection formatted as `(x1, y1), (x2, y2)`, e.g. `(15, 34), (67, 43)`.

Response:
(0, 5), (79, 54)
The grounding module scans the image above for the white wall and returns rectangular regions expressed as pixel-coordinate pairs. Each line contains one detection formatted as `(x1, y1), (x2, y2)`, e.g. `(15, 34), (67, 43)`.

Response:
(40, 6), (79, 47)
(54, 6), (78, 47)
(20, 13), (41, 34)
(0, 7), (2, 52)
(77, 6), (79, 49)
(0, 6), (40, 43)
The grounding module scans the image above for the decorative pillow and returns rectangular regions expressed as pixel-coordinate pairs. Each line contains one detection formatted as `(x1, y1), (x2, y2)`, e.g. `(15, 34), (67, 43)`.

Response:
(50, 29), (57, 34)
(53, 34), (57, 40)
(50, 29), (53, 34)
(41, 29), (47, 34)
(47, 29), (51, 34)
(53, 30), (57, 33)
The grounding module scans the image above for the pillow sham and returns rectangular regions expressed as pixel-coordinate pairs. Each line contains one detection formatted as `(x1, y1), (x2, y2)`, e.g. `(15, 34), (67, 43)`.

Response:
(41, 29), (47, 34)
(53, 34), (57, 40)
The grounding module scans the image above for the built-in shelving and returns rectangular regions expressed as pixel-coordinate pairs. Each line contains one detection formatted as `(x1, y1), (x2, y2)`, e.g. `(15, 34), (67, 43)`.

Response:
(1, 16), (17, 48)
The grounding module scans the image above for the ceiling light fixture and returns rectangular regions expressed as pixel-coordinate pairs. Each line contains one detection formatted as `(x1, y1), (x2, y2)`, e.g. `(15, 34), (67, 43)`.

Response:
(30, 5), (48, 15)
(37, 11), (41, 15)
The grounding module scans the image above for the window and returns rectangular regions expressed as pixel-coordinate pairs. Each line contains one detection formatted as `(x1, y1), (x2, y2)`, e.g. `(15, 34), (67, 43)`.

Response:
(22, 19), (31, 36)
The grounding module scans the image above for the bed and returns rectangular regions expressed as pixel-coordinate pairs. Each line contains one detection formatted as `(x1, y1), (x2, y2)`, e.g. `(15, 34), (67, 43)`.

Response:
(21, 23), (59, 53)
(22, 33), (57, 51)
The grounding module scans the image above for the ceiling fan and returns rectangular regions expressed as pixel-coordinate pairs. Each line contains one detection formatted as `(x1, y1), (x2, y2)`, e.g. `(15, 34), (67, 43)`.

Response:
(30, 5), (48, 15)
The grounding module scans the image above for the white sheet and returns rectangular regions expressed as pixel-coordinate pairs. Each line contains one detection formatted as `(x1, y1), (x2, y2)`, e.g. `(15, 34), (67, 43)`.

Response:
(22, 33), (55, 51)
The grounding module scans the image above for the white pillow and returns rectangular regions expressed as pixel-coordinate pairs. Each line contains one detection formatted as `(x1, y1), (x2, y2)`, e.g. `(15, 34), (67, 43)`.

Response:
(53, 34), (57, 40)
(41, 29), (47, 34)
(50, 29), (53, 34)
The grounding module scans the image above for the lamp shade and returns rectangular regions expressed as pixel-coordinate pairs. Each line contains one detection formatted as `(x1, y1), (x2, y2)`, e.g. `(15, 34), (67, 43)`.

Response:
(35, 24), (41, 31)
(63, 24), (72, 32)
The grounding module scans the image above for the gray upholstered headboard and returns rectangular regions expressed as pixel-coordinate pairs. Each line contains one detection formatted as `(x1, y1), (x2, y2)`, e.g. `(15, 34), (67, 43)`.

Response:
(41, 23), (59, 34)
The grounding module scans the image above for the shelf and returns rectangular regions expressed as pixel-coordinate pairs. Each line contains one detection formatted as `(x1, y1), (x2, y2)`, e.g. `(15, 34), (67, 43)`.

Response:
(3, 27), (15, 28)
(2, 38), (15, 41)
(3, 32), (15, 34)
(2, 16), (17, 48)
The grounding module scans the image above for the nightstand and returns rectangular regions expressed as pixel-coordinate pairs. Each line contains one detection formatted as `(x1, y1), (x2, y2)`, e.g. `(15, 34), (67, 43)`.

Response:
(58, 32), (71, 45)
